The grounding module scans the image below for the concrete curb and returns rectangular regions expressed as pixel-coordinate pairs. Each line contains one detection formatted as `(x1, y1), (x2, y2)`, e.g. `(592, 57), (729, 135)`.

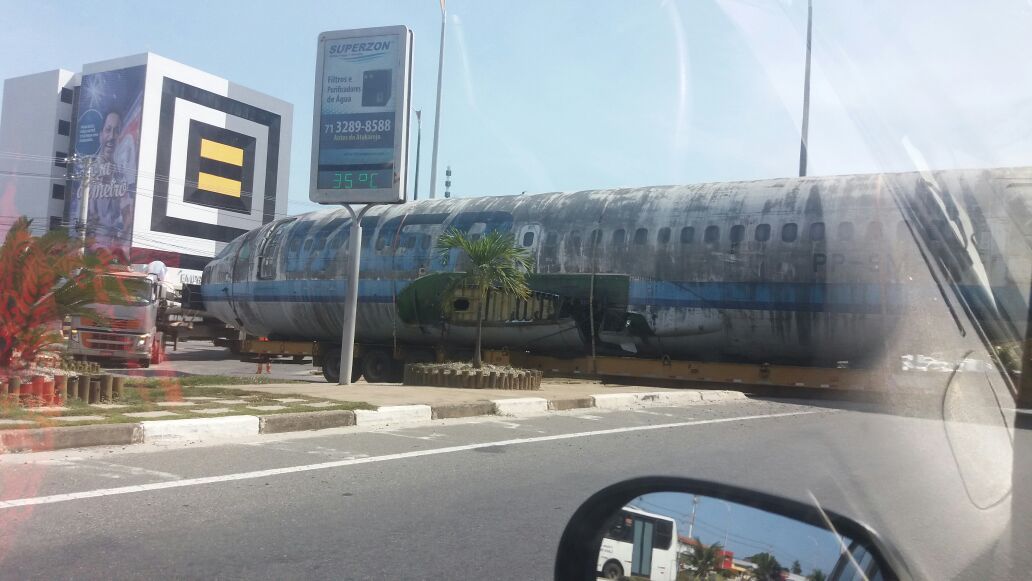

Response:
(492, 397), (549, 416)
(431, 402), (496, 420)
(0, 423), (143, 453)
(259, 410), (356, 434)
(0, 390), (749, 453)
(142, 416), (260, 442)
(354, 405), (432, 427)
(547, 397), (594, 411)
(593, 391), (709, 409)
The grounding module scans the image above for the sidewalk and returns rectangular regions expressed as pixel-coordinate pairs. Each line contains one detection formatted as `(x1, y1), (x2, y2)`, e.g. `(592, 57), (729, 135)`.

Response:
(241, 379), (683, 408)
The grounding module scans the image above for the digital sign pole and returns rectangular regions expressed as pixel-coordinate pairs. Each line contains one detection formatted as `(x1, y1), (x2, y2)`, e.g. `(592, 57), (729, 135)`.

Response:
(310, 26), (412, 385)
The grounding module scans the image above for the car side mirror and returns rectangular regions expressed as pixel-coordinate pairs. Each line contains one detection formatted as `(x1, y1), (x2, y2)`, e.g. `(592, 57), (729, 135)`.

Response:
(554, 477), (911, 581)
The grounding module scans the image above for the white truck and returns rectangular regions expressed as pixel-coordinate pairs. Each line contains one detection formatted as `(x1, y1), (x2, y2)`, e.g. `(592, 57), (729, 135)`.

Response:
(66, 268), (162, 368)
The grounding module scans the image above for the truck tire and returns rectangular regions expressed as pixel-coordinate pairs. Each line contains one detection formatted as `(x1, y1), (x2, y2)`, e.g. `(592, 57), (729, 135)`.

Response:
(322, 348), (341, 383)
(322, 348), (363, 383)
(362, 350), (398, 383)
(601, 560), (623, 579)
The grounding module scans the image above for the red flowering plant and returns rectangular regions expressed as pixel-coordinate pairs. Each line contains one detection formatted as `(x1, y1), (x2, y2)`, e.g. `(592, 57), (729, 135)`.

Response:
(0, 218), (124, 371)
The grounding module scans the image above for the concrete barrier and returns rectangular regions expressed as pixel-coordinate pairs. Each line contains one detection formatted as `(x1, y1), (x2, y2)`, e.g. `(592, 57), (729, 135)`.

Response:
(0, 423), (142, 453)
(354, 405), (432, 427)
(141, 416), (259, 441)
(492, 397), (549, 416)
(259, 410), (356, 434)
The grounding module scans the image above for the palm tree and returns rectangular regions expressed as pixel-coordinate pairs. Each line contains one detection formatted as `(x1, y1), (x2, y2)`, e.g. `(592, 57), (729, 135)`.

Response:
(0, 218), (120, 369)
(680, 541), (724, 580)
(746, 552), (783, 581)
(435, 228), (533, 368)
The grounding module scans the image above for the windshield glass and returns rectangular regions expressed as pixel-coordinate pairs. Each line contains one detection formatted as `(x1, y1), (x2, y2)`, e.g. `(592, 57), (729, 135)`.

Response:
(107, 276), (154, 306)
(0, 2), (1030, 580)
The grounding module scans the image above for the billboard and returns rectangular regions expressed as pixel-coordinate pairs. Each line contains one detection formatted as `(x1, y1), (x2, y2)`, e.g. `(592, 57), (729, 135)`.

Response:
(310, 26), (412, 204)
(68, 65), (146, 262)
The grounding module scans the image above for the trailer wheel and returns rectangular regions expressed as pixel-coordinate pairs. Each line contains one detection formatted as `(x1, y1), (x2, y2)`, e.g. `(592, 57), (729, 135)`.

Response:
(362, 350), (398, 383)
(322, 348), (341, 383)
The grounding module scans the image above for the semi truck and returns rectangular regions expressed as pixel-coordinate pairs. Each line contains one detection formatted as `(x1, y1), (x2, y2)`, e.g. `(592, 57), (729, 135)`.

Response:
(65, 268), (163, 368)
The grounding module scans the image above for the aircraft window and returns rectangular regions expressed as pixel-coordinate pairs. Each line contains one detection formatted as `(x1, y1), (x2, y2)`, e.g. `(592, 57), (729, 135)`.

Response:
(730, 224), (745, 244)
(657, 227), (671, 244)
(838, 221), (855, 241)
(866, 221), (883, 240)
(782, 223), (798, 242)
(613, 229), (626, 245)
(810, 222), (826, 241)
(419, 234), (431, 250)
(288, 237), (302, 254)
(633, 228), (648, 245)
(704, 225), (719, 243)
(587, 229), (603, 253)
(569, 230), (582, 253)
(313, 238), (326, 253)
(680, 226), (694, 244)
(755, 223), (771, 242)
(522, 231), (535, 247)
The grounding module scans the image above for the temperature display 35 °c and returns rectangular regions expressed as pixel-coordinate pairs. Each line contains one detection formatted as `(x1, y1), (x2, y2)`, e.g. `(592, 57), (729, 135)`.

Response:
(332, 171), (382, 189)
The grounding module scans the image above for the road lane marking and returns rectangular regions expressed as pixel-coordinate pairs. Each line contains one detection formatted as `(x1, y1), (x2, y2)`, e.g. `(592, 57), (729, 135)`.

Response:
(0, 410), (820, 510)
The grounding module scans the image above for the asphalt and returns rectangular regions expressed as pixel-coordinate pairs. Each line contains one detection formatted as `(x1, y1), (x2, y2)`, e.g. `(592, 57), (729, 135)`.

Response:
(0, 398), (1027, 580)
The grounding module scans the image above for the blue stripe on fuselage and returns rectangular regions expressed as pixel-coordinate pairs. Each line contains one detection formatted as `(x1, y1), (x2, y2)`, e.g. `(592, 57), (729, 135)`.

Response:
(202, 278), (908, 313)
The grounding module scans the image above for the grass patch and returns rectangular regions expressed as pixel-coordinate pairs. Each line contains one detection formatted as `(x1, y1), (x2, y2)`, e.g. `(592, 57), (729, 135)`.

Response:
(1, 382), (373, 429)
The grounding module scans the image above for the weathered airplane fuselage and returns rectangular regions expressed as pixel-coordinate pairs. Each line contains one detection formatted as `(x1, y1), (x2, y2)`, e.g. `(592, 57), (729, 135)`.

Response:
(201, 167), (1031, 366)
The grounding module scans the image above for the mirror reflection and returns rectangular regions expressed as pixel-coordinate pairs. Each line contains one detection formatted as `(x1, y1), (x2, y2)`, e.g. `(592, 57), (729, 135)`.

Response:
(596, 493), (884, 581)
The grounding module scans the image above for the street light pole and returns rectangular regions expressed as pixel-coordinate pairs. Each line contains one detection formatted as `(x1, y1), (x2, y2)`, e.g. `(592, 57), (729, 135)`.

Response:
(412, 109), (422, 201)
(798, 0), (813, 177)
(428, 0), (447, 199)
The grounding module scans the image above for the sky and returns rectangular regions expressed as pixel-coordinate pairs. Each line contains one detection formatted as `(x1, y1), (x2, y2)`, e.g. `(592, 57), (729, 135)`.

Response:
(632, 492), (845, 574)
(1, 0), (1030, 217)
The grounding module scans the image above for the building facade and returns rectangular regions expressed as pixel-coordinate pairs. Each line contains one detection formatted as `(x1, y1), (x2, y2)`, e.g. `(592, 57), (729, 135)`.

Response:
(0, 69), (78, 236)
(0, 53), (292, 279)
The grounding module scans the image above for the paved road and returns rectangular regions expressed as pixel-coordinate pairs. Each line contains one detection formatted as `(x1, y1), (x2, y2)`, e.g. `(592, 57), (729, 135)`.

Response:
(0, 398), (1027, 579)
(106, 340), (325, 382)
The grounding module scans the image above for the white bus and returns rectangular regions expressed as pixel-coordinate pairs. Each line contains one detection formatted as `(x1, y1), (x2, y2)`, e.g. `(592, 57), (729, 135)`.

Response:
(597, 505), (678, 580)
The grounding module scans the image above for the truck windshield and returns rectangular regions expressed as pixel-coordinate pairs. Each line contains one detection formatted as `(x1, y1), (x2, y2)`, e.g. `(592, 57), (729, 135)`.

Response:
(107, 277), (154, 306)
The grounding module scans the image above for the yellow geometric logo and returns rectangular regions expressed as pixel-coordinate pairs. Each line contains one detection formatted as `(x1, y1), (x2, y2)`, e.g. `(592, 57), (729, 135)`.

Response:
(198, 138), (244, 198)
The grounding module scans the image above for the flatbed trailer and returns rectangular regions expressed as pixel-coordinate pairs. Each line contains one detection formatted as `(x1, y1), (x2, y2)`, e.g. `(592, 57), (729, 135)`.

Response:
(233, 338), (888, 391)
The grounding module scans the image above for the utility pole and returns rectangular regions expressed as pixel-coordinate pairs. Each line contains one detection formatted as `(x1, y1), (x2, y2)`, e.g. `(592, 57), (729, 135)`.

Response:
(798, 0), (813, 177)
(75, 155), (93, 251)
(412, 109), (422, 201)
(687, 494), (700, 540)
(429, 0), (447, 198)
